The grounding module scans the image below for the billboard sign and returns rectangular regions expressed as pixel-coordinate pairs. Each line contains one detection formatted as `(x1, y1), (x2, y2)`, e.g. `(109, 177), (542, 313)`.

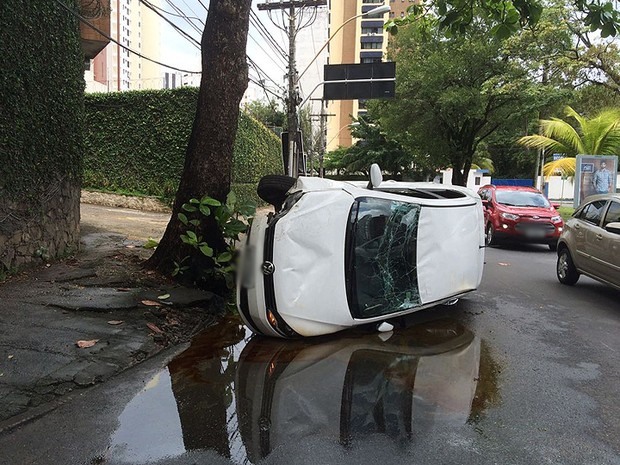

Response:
(574, 155), (618, 207)
(323, 62), (396, 100)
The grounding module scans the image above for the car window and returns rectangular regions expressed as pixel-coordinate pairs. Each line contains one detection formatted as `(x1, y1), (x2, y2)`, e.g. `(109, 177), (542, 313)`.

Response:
(495, 190), (550, 207)
(603, 201), (620, 227)
(345, 198), (421, 319)
(579, 200), (607, 226)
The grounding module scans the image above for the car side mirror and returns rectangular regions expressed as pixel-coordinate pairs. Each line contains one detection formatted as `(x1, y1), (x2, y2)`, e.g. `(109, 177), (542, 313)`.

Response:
(552, 203), (561, 210)
(367, 163), (383, 190)
(605, 221), (620, 235)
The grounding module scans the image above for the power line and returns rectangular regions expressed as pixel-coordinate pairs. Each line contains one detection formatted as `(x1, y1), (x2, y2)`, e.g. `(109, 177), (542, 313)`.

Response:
(139, 0), (201, 48)
(163, 0), (204, 35)
(54, 0), (201, 74)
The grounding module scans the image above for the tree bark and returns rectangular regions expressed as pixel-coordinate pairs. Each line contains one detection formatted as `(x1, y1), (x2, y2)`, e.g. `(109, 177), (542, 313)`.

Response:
(146, 0), (251, 291)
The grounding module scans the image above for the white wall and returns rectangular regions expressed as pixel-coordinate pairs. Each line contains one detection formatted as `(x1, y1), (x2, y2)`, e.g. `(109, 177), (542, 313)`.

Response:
(437, 169), (492, 192)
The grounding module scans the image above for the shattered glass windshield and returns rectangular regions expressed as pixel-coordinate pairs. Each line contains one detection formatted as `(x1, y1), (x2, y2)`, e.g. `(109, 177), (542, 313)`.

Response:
(345, 198), (421, 319)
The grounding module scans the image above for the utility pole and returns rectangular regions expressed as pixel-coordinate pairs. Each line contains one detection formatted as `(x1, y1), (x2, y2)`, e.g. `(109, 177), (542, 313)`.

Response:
(310, 98), (334, 178)
(257, 0), (327, 177)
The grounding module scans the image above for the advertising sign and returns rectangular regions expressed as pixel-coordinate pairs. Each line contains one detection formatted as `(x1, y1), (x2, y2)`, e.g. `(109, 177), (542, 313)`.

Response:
(574, 155), (618, 207)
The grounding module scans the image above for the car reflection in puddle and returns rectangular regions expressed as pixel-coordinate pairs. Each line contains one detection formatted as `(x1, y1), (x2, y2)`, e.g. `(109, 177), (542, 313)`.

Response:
(105, 316), (497, 464)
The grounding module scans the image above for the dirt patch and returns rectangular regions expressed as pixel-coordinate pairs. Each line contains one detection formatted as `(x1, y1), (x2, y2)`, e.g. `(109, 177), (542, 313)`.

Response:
(81, 190), (171, 213)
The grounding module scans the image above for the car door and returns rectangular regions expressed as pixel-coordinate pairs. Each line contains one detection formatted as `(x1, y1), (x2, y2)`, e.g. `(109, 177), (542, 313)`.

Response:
(589, 200), (620, 287)
(572, 200), (607, 274)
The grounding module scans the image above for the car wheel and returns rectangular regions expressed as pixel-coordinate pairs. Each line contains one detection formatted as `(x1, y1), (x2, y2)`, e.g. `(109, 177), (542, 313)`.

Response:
(257, 175), (296, 211)
(548, 242), (558, 251)
(485, 223), (497, 246)
(556, 248), (579, 285)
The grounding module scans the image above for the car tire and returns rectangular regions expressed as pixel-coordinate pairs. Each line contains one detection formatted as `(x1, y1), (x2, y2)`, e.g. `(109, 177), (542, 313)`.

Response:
(485, 223), (497, 246)
(257, 175), (296, 211)
(557, 248), (579, 285)
(548, 242), (558, 251)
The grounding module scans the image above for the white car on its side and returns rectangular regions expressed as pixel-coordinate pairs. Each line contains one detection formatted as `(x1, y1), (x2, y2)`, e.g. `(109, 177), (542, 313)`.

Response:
(237, 166), (485, 338)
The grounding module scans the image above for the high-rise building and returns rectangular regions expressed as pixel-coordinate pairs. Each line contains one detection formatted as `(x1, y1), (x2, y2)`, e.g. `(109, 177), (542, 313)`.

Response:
(326, 0), (412, 151)
(85, 0), (161, 92)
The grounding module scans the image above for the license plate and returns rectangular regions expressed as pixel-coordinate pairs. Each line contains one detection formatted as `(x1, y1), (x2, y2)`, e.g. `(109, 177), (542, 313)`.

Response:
(524, 229), (546, 238)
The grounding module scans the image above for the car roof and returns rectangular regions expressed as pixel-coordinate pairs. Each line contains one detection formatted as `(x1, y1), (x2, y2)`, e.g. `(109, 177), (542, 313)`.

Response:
(582, 193), (620, 203)
(479, 184), (543, 194)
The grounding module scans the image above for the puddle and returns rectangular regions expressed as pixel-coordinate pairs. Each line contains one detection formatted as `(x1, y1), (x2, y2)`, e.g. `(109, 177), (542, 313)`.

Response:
(104, 316), (499, 464)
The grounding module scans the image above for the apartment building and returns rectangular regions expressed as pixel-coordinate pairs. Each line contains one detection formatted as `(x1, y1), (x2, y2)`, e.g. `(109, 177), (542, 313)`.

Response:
(85, 0), (161, 92)
(326, 0), (413, 151)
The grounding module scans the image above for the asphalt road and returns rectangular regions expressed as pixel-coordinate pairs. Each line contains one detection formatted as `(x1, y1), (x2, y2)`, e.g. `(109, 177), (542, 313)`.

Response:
(1, 241), (618, 465)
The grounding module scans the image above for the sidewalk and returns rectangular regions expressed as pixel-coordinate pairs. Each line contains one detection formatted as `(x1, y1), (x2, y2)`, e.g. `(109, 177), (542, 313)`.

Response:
(0, 205), (219, 432)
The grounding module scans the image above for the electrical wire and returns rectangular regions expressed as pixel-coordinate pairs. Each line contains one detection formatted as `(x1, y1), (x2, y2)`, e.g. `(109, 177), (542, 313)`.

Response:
(163, 0), (204, 35)
(54, 0), (201, 74)
(139, 0), (201, 48)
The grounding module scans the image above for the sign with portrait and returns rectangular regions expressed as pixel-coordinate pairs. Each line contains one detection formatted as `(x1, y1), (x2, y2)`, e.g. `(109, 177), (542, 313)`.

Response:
(574, 155), (618, 207)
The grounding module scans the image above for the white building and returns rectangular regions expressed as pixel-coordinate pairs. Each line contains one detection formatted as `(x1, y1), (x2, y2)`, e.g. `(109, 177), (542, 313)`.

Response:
(85, 0), (162, 92)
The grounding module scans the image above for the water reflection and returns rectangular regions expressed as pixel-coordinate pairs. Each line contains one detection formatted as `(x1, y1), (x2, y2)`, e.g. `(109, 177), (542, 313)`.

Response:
(107, 317), (493, 464)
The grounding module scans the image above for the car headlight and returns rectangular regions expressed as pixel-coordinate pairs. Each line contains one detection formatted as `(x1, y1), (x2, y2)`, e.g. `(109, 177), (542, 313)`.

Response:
(551, 216), (562, 223)
(501, 212), (520, 221)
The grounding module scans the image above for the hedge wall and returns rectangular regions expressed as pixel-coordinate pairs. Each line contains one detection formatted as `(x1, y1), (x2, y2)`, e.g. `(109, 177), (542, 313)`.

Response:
(0, 0), (84, 272)
(84, 88), (283, 203)
(0, 0), (84, 201)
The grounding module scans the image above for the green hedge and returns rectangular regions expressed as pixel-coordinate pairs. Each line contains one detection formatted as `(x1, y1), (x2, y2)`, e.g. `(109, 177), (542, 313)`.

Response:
(0, 0), (84, 202)
(84, 88), (283, 203)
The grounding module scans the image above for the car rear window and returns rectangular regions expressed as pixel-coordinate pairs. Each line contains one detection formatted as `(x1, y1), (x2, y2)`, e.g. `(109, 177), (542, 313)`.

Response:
(345, 198), (421, 319)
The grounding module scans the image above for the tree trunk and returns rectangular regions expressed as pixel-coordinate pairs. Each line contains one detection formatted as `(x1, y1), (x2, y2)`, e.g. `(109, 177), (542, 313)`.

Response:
(146, 0), (251, 292)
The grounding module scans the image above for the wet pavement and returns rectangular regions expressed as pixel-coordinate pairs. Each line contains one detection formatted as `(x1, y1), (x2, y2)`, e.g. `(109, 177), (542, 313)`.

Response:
(1, 240), (619, 464)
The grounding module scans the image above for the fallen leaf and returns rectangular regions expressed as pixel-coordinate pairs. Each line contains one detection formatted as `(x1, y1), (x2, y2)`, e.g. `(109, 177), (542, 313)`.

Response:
(141, 300), (161, 306)
(8, 355), (14, 360)
(0, 373), (3, 377)
(498, 262), (511, 266)
(125, 245), (136, 249)
(76, 339), (99, 349)
(146, 322), (163, 334)
(107, 320), (124, 325)
(157, 293), (171, 300)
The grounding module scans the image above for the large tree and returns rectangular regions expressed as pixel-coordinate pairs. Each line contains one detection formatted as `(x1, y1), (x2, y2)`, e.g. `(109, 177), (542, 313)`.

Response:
(146, 0), (252, 291)
(375, 17), (559, 186)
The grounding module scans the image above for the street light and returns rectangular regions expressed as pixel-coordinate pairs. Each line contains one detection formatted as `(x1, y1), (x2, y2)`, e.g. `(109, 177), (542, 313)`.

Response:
(297, 4), (391, 83)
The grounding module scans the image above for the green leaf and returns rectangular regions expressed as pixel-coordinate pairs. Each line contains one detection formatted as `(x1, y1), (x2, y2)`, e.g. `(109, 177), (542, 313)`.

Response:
(201, 196), (221, 206)
(216, 252), (233, 263)
(178, 213), (188, 225)
(182, 203), (197, 212)
(189, 198), (200, 204)
(186, 230), (198, 242)
(198, 205), (211, 217)
(143, 238), (159, 249)
(189, 219), (201, 226)
(199, 244), (214, 257)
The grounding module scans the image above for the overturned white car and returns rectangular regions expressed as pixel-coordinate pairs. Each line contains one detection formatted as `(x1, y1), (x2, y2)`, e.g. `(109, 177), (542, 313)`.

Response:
(237, 167), (485, 338)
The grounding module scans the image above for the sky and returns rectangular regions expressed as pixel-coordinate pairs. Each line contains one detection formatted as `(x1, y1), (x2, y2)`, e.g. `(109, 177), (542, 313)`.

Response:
(155, 0), (329, 109)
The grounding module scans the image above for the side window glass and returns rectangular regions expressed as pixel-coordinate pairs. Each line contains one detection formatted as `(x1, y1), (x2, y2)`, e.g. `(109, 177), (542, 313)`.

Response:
(603, 201), (620, 227)
(582, 200), (607, 225)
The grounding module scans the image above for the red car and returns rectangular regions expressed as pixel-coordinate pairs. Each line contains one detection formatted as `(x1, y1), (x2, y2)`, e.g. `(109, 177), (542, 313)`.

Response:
(478, 185), (564, 250)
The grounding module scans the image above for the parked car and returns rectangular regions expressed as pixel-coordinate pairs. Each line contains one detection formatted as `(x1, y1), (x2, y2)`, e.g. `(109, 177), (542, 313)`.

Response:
(477, 185), (564, 250)
(556, 193), (620, 290)
(237, 166), (485, 338)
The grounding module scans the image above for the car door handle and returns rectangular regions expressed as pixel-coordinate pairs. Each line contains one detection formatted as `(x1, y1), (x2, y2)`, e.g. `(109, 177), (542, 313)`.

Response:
(596, 234), (603, 240)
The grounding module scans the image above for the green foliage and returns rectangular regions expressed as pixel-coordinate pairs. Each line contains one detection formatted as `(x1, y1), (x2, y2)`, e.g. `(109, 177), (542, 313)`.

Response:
(384, 0), (618, 40)
(0, 0), (84, 203)
(374, 16), (569, 184)
(518, 106), (620, 177)
(176, 192), (256, 289)
(83, 88), (283, 202)
(243, 99), (285, 130)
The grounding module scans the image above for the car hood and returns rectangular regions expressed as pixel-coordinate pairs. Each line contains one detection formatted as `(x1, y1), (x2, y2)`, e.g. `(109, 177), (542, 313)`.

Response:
(499, 205), (559, 218)
(272, 190), (355, 335)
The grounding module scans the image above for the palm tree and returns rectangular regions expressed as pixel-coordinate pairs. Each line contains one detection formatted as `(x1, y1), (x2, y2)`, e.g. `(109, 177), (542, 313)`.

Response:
(518, 106), (620, 176)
